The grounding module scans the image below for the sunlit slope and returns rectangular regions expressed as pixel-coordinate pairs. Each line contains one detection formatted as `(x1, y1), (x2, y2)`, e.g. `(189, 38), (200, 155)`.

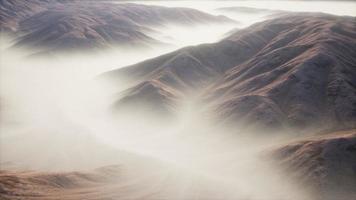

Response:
(0, 0), (235, 52)
(104, 13), (356, 132)
(0, 159), (246, 200)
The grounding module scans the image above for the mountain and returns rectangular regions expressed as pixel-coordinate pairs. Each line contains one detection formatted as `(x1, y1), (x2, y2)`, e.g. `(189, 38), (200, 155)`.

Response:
(102, 37), (256, 118)
(104, 13), (356, 133)
(0, 0), (50, 33)
(208, 13), (356, 132)
(273, 129), (356, 200)
(105, 13), (356, 130)
(112, 80), (183, 117)
(0, 0), (235, 52)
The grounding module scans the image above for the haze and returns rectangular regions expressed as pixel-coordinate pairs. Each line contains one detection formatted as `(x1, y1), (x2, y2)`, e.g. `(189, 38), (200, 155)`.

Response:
(0, 1), (355, 200)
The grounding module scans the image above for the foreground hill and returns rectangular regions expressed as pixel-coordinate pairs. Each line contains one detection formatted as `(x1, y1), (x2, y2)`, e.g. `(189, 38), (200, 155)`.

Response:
(104, 13), (356, 132)
(0, 161), (241, 200)
(273, 129), (356, 200)
(0, 0), (234, 52)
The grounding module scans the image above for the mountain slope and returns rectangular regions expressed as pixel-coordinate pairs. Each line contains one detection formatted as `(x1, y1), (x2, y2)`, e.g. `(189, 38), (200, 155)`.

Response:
(208, 14), (356, 131)
(0, 159), (240, 200)
(0, 0), (235, 52)
(103, 32), (268, 116)
(104, 13), (356, 132)
(113, 80), (182, 117)
(273, 130), (356, 200)
(0, 0), (51, 33)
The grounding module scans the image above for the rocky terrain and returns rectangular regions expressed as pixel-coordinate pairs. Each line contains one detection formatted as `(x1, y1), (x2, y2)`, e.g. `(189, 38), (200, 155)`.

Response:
(0, 0), (234, 52)
(105, 13), (356, 133)
(273, 129), (356, 200)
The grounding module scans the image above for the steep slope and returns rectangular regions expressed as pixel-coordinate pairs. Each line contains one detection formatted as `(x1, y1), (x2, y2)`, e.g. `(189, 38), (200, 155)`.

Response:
(104, 13), (356, 132)
(103, 14), (282, 91)
(0, 0), (51, 33)
(103, 30), (269, 116)
(1, 1), (235, 51)
(208, 14), (356, 131)
(273, 130), (356, 200)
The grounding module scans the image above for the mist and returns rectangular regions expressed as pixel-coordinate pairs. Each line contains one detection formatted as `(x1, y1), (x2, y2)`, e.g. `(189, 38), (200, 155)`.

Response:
(0, 38), (314, 200)
(1, 1), (354, 199)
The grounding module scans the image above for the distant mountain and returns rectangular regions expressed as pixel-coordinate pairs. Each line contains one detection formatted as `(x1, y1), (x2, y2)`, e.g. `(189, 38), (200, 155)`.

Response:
(216, 6), (284, 14)
(104, 13), (356, 132)
(273, 130), (356, 200)
(0, 0), (235, 52)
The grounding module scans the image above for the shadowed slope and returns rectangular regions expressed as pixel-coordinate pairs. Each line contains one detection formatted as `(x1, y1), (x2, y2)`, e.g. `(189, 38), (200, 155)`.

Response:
(0, 0), (50, 33)
(273, 130), (356, 200)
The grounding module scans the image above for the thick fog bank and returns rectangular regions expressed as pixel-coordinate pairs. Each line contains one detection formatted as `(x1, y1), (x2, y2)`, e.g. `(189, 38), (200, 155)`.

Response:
(0, 38), (317, 200)
(3, 3), (355, 197)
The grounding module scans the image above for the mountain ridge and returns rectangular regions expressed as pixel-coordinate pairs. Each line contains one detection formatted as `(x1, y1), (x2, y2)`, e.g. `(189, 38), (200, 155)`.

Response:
(104, 13), (356, 133)
(0, 0), (235, 52)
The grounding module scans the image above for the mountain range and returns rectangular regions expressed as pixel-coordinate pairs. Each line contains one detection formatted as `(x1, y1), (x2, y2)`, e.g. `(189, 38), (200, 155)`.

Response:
(104, 13), (356, 133)
(0, 0), (234, 52)
(1, 2), (356, 199)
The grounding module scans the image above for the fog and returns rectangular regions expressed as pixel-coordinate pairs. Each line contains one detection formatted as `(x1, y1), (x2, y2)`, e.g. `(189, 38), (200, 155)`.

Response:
(2, 1), (353, 199)
(127, 0), (356, 18)
(0, 41), (313, 200)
